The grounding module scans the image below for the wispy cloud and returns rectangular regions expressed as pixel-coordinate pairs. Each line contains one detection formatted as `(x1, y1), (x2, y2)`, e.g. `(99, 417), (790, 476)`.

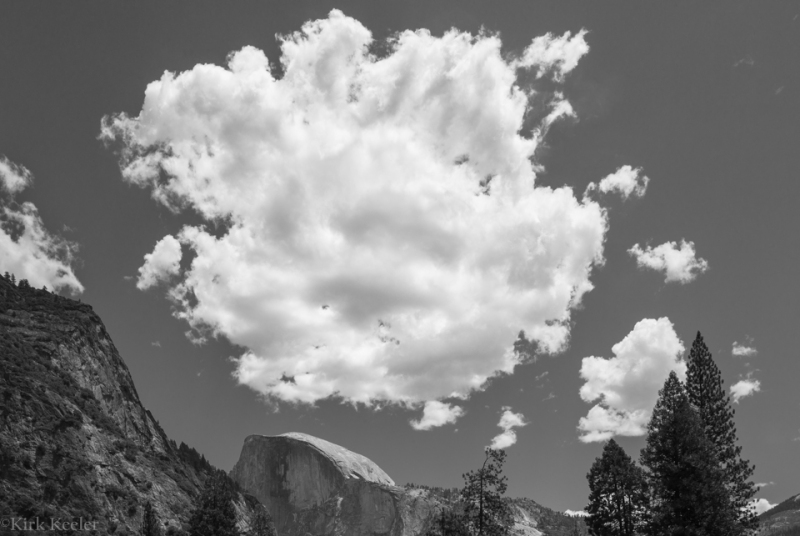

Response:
(628, 239), (708, 284)
(101, 10), (607, 410)
(489, 407), (528, 449)
(513, 29), (589, 81)
(732, 339), (758, 358)
(565, 510), (589, 517)
(578, 317), (686, 442)
(535, 371), (549, 382)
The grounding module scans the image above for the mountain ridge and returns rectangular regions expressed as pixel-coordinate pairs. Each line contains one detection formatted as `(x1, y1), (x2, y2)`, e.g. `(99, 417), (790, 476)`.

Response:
(0, 275), (267, 535)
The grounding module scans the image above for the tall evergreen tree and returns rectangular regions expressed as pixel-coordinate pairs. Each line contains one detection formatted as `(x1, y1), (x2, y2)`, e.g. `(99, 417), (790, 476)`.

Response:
(460, 448), (514, 536)
(685, 332), (758, 534)
(640, 372), (732, 536)
(586, 438), (648, 536)
(187, 471), (239, 536)
(141, 501), (162, 536)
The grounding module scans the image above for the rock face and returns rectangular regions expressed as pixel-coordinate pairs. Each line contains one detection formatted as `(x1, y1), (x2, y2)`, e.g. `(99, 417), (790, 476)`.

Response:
(231, 433), (441, 536)
(0, 276), (266, 535)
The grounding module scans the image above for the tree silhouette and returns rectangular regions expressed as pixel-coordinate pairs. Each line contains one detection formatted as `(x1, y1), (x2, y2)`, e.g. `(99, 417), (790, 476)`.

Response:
(586, 438), (648, 536)
(248, 506), (276, 536)
(685, 332), (758, 535)
(187, 471), (239, 536)
(640, 371), (730, 535)
(141, 501), (162, 536)
(460, 448), (513, 536)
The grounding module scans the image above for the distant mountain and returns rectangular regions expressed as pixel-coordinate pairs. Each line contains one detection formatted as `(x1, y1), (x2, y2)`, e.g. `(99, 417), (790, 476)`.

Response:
(759, 493), (800, 535)
(0, 275), (268, 535)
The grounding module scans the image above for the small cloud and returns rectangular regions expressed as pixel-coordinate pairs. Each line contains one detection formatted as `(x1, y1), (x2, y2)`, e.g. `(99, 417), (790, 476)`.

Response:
(535, 371), (549, 382)
(488, 407), (528, 450)
(734, 55), (755, 68)
(543, 392), (555, 401)
(628, 239), (709, 284)
(410, 401), (464, 431)
(750, 498), (776, 515)
(196, 369), (203, 377)
(585, 165), (650, 201)
(514, 29), (589, 81)
(755, 482), (774, 489)
(730, 377), (761, 404)
(732, 340), (758, 358)
(776, 86), (785, 95)
(137, 235), (182, 290)
(0, 154), (33, 195)
(565, 510), (590, 517)
(578, 317), (685, 442)
(151, 341), (161, 347)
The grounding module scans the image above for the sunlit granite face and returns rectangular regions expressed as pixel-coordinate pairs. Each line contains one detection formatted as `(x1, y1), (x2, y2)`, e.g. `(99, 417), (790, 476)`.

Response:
(229, 432), (438, 536)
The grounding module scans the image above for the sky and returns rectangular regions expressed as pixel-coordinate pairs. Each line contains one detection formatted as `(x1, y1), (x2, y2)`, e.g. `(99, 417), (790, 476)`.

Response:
(1, 1), (799, 515)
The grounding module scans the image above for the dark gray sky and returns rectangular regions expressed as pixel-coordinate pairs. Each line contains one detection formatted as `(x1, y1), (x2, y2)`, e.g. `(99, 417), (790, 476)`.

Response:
(1, 1), (798, 514)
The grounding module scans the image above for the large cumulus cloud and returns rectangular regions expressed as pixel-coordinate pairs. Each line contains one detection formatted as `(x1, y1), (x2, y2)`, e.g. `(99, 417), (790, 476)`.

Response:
(101, 10), (606, 417)
(0, 155), (83, 293)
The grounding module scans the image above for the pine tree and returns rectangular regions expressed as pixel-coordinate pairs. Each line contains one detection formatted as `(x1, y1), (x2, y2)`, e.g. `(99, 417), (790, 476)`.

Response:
(585, 438), (648, 536)
(248, 507), (276, 536)
(640, 371), (731, 536)
(424, 506), (470, 536)
(187, 471), (239, 536)
(141, 501), (162, 536)
(460, 448), (514, 536)
(685, 332), (758, 534)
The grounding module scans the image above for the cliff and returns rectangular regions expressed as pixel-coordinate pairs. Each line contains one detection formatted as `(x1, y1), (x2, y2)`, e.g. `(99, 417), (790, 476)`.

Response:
(0, 275), (267, 535)
(230, 433), (443, 536)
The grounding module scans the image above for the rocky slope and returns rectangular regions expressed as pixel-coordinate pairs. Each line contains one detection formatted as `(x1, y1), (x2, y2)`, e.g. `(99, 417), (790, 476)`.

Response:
(231, 432), (587, 536)
(0, 275), (267, 535)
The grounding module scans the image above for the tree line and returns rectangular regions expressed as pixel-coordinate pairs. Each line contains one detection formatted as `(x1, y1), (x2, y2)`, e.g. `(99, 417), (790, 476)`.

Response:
(584, 333), (759, 536)
(139, 470), (276, 536)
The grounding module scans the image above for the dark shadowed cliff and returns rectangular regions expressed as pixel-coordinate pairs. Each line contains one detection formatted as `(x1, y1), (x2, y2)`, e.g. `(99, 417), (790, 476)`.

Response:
(0, 275), (267, 535)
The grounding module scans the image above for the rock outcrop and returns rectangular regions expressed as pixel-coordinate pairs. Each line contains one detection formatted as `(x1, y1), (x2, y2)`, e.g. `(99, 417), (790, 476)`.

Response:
(0, 275), (267, 535)
(230, 433), (442, 536)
